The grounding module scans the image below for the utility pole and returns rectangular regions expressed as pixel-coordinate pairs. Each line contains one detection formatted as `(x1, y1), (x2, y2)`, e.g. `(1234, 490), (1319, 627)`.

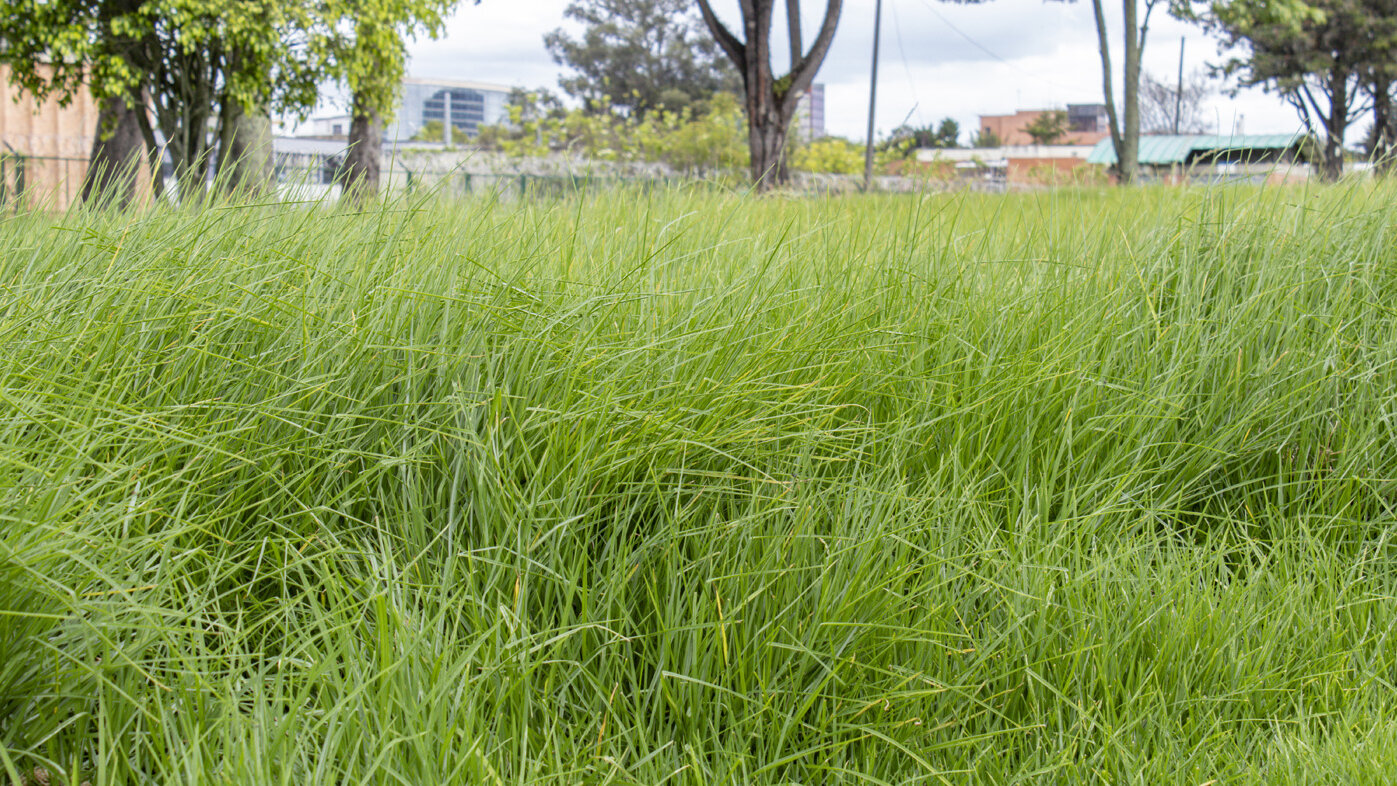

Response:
(863, 0), (883, 191)
(1174, 37), (1185, 135)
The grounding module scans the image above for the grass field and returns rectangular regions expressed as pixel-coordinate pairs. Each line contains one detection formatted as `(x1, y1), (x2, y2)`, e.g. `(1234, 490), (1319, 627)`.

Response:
(2, 184), (1396, 784)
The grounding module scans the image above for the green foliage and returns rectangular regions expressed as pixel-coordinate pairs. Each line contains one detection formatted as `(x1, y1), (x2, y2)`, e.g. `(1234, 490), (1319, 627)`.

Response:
(878, 118), (961, 160)
(1024, 109), (1070, 145)
(315, 0), (459, 121)
(3, 185), (1397, 783)
(971, 127), (1002, 148)
(0, 0), (325, 197)
(478, 91), (749, 173)
(789, 136), (863, 173)
(544, 0), (738, 117)
(411, 119), (472, 144)
(1197, 0), (1397, 178)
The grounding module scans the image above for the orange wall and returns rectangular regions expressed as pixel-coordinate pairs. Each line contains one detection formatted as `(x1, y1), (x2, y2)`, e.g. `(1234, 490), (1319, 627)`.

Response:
(1, 64), (100, 209)
(979, 110), (1109, 147)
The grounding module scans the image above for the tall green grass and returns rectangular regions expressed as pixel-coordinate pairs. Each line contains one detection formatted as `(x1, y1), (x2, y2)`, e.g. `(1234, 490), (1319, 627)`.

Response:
(2, 184), (1396, 784)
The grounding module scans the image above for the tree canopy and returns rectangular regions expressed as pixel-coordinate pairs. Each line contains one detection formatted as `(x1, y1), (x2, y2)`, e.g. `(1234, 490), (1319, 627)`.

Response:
(1025, 110), (1070, 145)
(0, 0), (324, 198)
(544, 0), (738, 117)
(1194, 0), (1397, 180)
(1140, 68), (1215, 134)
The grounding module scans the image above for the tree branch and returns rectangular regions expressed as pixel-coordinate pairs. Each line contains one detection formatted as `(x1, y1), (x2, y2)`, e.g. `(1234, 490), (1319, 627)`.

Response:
(781, 0), (841, 114)
(694, 0), (746, 74)
(1091, 0), (1123, 162)
(785, 0), (801, 72)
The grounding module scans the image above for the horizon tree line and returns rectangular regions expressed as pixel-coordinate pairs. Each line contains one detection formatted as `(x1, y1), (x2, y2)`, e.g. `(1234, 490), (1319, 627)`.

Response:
(0, 0), (1391, 206)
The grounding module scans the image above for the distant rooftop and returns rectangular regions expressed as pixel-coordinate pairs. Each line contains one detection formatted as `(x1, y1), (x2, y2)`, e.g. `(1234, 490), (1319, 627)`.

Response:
(403, 77), (513, 93)
(1088, 134), (1305, 166)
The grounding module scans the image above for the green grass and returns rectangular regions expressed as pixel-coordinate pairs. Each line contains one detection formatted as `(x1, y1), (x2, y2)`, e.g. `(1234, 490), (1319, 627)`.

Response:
(1, 183), (1395, 784)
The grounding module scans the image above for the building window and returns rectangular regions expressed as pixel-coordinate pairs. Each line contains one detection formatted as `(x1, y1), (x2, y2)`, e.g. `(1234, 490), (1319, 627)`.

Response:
(422, 88), (488, 135)
(331, 123), (343, 136)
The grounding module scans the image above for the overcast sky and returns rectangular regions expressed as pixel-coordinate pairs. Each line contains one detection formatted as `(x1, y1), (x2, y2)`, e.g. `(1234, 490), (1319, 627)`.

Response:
(392, 0), (1302, 143)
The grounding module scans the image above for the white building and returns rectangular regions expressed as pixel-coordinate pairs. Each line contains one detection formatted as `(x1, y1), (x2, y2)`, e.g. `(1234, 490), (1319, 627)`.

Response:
(305, 115), (352, 137)
(386, 78), (512, 142)
(300, 78), (514, 142)
(793, 83), (826, 142)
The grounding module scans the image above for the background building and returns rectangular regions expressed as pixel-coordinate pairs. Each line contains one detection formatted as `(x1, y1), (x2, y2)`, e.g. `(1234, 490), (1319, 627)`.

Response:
(1086, 133), (1308, 184)
(386, 78), (512, 142)
(1067, 104), (1109, 136)
(305, 115), (352, 137)
(979, 106), (1109, 147)
(302, 79), (514, 142)
(793, 84), (826, 142)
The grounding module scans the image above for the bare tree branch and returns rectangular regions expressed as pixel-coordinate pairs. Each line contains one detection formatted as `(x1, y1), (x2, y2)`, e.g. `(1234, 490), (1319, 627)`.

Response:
(695, 0), (746, 74)
(781, 0), (841, 115)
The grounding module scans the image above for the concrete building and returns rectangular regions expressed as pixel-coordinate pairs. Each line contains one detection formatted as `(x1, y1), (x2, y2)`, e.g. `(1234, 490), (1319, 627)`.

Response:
(793, 84), (826, 142)
(1, 64), (101, 209)
(978, 107), (1109, 147)
(386, 78), (512, 142)
(305, 115), (352, 138)
(916, 144), (1100, 186)
(302, 79), (513, 143)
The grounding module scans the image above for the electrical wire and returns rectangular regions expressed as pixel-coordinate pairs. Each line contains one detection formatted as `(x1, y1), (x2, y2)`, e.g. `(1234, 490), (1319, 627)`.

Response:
(912, 0), (1088, 97)
(887, 0), (926, 129)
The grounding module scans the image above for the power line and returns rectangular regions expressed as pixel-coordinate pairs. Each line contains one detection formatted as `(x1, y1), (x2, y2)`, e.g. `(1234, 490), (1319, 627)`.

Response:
(912, 0), (1087, 97)
(887, 0), (926, 129)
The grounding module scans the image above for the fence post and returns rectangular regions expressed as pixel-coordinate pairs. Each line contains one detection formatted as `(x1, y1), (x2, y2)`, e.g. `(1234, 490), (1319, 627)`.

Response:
(519, 174), (527, 198)
(14, 154), (25, 207)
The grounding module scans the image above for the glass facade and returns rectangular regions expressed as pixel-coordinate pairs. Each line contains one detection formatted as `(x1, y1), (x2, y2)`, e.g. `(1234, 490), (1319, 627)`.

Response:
(386, 80), (511, 142)
(421, 89), (487, 134)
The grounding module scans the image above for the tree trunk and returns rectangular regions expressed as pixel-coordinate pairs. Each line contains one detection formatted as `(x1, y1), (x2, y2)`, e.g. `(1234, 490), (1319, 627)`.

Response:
(748, 107), (791, 188)
(785, 0), (802, 71)
(695, 0), (842, 193)
(1120, 0), (1141, 185)
(342, 94), (383, 205)
(1371, 70), (1394, 177)
(1091, 0), (1126, 183)
(216, 95), (273, 197)
(80, 94), (144, 209)
(1318, 70), (1349, 183)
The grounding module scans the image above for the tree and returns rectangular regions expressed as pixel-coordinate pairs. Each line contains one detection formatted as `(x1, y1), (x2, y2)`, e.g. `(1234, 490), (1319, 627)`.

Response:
(791, 136), (862, 173)
(319, 0), (460, 204)
(1024, 109), (1069, 144)
(79, 94), (147, 208)
(881, 118), (961, 153)
(544, 0), (738, 117)
(695, 0), (843, 190)
(411, 119), (471, 144)
(1193, 0), (1397, 182)
(0, 0), (322, 203)
(1358, 11), (1397, 174)
(1084, 0), (1172, 183)
(971, 127), (1002, 148)
(1140, 68), (1214, 134)
(1363, 72), (1396, 173)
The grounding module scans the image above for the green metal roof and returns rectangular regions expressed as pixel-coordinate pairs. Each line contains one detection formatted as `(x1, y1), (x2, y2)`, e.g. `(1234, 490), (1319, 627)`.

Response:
(1086, 133), (1305, 165)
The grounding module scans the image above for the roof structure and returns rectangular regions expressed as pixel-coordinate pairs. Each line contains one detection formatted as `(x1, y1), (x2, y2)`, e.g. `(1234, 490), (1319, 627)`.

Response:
(1087, 133), (1305, 165)
(402, 77), (513, 93)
